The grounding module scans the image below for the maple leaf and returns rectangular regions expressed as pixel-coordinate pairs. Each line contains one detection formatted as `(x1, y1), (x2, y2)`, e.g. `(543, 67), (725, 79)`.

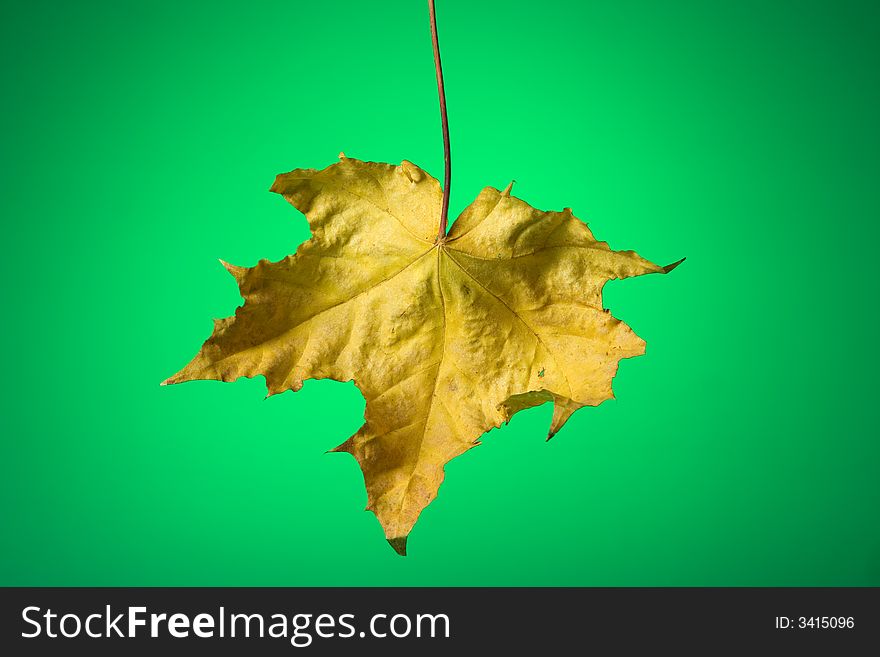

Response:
(164, 156), (680, 555)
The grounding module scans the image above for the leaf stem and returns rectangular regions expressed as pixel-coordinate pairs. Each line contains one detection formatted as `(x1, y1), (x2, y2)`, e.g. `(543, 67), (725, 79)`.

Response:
(429, 0), (451, 241)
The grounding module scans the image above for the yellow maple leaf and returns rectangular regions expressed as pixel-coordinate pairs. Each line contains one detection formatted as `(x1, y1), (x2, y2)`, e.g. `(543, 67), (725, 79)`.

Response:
(164, 155), (680, 555)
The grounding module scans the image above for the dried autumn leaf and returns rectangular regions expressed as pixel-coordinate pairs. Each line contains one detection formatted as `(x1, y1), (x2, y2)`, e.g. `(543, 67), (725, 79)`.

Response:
(164, 156), (680, 555)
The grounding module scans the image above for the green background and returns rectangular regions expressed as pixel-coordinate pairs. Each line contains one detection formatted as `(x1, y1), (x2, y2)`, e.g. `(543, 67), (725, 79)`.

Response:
(2, 0), (878, 586)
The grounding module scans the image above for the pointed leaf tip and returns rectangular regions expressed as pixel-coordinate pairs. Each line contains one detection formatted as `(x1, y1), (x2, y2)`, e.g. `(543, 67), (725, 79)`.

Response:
(663, 257), (686, 273)
(329, 438), (353, 454)
(219, 259), (245, 280)
(387, 536), (408, 556)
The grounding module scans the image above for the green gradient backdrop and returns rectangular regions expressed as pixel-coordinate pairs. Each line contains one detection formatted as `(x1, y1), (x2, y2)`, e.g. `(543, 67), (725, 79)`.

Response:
(2, 0), (878, 585)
